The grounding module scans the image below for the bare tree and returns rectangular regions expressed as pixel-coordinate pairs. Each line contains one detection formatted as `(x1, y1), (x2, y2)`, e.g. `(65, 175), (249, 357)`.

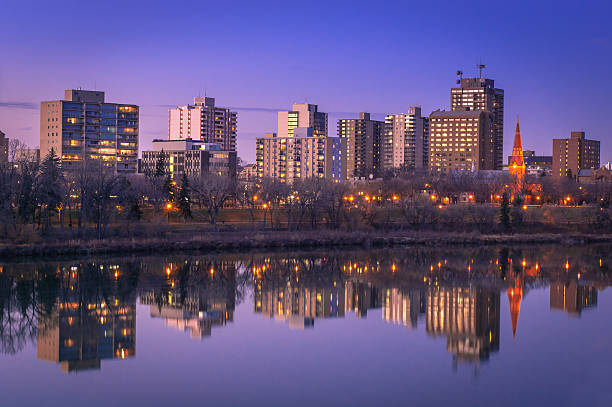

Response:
(191, 174), (236, 230)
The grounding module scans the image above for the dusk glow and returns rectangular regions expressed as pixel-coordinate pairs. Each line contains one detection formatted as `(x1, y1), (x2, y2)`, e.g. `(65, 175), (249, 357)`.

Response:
(1, 0), (611, 163)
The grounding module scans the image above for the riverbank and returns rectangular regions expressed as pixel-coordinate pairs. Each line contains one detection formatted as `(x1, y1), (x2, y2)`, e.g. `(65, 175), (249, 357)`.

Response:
(1, 230), (612, 259)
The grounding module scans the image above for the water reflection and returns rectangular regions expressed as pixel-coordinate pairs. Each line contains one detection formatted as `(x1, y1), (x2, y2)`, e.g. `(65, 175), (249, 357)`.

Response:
(0, 244), (610, 373)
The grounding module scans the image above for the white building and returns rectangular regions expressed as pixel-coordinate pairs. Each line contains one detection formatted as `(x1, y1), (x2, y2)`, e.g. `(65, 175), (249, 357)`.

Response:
(168, 97), (237, 151)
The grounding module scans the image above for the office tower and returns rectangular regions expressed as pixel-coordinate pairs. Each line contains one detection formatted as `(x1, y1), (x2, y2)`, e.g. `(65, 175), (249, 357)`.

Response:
(141, 139), (237, 178)
(552, 131), (600, 178)
(0, 130), (7, 164)
(428, 110), (494, 173)
(426, 286), (500, 362)
(277, 103), (328, 138)
(40, 90), (139, 173)
(383, 107), (429, 172)
(337, 112), (384, 179)
(451, 77), (504, 169)
(168, 97), (237, 151)
(256, 130), (340, 183)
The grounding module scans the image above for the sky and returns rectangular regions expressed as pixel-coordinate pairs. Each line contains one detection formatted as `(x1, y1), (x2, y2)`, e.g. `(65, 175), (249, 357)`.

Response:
(1, 0), (611, 164)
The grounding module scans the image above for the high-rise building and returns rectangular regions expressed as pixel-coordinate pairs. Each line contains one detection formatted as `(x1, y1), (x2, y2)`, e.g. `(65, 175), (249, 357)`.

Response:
(168, 97), (237, 151)
(40, 90), (139, 173)
(451, 77), (504, 169)
(426, 286), (500, 363)
(0, 130), (8, 164)
(256, 130), (340, 183)
(383, 107), (429, 171)
(552, 131), (600, 179)
(141, 139), (237, 178)
(277, 103), (328, 138)
(337, 112), (383, 179)
(428, 110), (495, 173)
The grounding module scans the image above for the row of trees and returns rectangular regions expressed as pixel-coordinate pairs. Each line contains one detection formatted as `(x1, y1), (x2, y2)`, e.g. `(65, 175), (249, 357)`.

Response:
(1, 146), (612, 241)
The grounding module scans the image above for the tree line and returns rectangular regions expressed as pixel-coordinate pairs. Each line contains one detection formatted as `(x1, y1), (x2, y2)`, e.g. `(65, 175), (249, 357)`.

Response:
(1, 146), (611, 242)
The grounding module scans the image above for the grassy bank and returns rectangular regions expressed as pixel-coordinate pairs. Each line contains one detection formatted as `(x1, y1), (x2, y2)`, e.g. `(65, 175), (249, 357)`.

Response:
(1, 229), (611, 259)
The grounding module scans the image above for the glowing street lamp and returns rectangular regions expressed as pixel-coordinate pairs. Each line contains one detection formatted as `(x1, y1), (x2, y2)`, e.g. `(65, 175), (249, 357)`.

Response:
(165, 202), (173, 223)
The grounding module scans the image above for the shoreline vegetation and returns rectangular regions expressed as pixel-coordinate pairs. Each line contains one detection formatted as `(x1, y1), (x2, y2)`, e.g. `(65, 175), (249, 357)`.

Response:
(2, 150), (612, 260)
(2, 230), (612, 259)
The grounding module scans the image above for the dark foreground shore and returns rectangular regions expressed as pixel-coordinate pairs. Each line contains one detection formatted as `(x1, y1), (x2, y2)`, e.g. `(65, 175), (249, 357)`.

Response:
(1, 230), (612, 259)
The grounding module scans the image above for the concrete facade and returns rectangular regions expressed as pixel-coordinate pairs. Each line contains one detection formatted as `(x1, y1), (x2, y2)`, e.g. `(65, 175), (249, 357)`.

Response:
(168, 97), (237, 151)
(383, 107), (429, 172)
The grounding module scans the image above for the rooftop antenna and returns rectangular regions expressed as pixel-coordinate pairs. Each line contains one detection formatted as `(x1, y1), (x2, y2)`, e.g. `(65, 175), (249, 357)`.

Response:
(456, 70), (463, 84)
(477, 62), (487, 79)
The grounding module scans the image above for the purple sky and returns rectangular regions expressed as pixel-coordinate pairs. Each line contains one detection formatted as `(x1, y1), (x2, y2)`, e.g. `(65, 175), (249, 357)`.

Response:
(1, 0), (611, 164)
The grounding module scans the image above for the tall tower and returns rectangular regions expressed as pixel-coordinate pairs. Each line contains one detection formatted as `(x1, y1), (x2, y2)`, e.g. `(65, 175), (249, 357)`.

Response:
(508, 118), (525, 179)
(338, 112), (384, 179)
(168, 97), (237, 151)
(384, 107), (429, 172)
(451, 74), (504, 170)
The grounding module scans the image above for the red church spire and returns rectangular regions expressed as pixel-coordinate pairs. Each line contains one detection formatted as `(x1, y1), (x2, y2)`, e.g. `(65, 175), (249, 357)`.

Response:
(509, 117), (525, 178)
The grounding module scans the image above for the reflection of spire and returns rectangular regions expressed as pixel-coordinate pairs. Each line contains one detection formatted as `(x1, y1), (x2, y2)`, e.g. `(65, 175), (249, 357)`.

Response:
(507, 279), (523, 341)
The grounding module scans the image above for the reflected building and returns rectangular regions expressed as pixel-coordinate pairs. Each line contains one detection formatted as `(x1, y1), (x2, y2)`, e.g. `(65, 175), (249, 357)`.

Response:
(37, 297), (136, 373)
(344, 281), (382, 318)
(550, 281), (597, 316)
(254, 278), (345, 329)
(382, 288), (425, 329)
(140, 281), (235, 340)
(426, 286), (500, 363)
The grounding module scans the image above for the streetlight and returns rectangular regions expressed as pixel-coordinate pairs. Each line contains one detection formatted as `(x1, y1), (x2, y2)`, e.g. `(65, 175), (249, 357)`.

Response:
(165, 202), (173, 223)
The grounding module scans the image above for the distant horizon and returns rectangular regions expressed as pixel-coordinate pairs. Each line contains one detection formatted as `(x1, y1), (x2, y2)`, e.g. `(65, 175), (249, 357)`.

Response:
(1, 0), (610, 164)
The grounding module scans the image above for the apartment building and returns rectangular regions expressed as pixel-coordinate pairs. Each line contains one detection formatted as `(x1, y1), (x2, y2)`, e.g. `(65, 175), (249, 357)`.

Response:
(0, 130), (7, 164)
(256, 129), (340, 183)
(428, 110), (495, 173)
(451, 77), (504, 169)
(337, 112), (383, 179)
(552, 131), (600, 178)
(141, 139), (237, 178)
(169, 97), (237, 151)
(383, 107), (429, 171)
(277, 103), (328, 138)
(40, 90), (138, 173)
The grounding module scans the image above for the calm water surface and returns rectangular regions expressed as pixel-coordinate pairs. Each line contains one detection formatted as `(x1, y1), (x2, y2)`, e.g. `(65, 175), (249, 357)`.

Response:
(1, 245), (611, 407)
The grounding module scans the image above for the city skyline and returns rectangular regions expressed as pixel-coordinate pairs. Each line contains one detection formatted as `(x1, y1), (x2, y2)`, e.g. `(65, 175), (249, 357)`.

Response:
(1, 1), (611, 164)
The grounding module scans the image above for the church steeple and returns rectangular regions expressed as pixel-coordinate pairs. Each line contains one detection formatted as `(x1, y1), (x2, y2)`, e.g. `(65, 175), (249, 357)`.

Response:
(508, 117), (525, 178)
